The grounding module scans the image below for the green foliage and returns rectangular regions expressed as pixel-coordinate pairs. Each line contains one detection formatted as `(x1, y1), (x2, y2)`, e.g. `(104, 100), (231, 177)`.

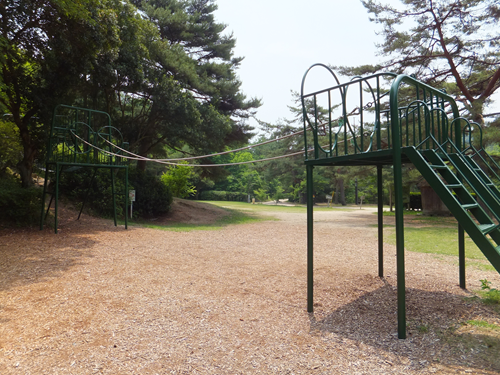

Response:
(1, 0), (261, 187)
(58, 166), (172, 219)
(1, 0), (123, 187)
(479, 279), (500, 305)
(160, 163), (196, 199)
(0, 118), (22, 174)
(268, 178), (284, 203)
(128, 168), (172, 217)
(58, 168), (128, 217)
(0, 176), (41, 226)
(288, 180), (306, 203)
(253, 188), (269, 202)
(199, 190), (247, 202)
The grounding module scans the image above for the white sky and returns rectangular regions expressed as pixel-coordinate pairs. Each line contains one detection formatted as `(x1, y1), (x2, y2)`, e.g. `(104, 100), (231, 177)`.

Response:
(214, 0), (391, 129)
(214, 0), (499, 130)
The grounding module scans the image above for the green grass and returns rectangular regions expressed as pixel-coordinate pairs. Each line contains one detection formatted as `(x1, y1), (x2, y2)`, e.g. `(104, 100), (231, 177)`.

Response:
(467, 320), (500, 330)
(203, 201), (309, 213)
(206, 201), (367, 213)
(387, 226), (485, 259)
(476, 288), (500, 305)
(126, 204), (268, 232)
(135, 200), (358, 231)
(384, 215), (496, 271)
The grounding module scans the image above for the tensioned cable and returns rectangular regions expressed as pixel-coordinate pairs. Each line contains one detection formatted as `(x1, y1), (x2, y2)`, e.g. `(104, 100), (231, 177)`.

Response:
(98, 128), (307, 162)
(71, 129), (363, 167)
(71, 131), (310, 166)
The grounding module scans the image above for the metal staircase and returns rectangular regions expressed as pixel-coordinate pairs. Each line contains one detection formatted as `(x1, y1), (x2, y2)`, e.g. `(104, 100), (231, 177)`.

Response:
(405, 146), (500, 273)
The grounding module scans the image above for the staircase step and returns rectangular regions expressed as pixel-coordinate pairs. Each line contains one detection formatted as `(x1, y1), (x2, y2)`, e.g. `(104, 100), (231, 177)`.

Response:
(430, 164), (447, 169)
(446, 184), (463, 189)
(461, 204), (479, 210)
(479, 224), (498, 234)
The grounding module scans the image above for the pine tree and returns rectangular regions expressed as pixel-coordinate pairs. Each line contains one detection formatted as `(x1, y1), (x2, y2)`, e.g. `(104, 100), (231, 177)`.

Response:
(337, 0), (500, 123)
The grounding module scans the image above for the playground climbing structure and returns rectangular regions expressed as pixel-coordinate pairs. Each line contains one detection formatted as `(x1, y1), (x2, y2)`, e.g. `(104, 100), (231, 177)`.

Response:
(40, 105), (129, 233)
(301, 64), (500, 339)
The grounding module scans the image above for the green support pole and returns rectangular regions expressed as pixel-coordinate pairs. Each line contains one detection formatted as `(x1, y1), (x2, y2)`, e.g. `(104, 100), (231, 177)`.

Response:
(55, 165), (61, 234)
(394, 164), (406, 339)
(459, 225), (466, 289)
(377, 165), (384, 278)
(111, 168), (117, 227)
(390, 78), (406, 339)
(125, 167), (128, 229)
(307, 164), (314, 313)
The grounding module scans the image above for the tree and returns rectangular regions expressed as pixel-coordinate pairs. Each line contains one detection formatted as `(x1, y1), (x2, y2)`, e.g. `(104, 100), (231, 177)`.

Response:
(160, 163), (197, 198)
(0, 0), (121, 187)
(111, 0), (261, 170)
(337, 0), (500, 123)
(1, 0), (261, 189)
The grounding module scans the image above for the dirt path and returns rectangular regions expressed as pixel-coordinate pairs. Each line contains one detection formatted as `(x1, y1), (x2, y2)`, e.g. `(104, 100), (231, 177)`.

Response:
(1, 204), (500, 374)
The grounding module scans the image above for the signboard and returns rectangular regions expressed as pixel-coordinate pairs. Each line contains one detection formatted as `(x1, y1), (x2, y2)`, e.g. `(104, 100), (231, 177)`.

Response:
(129, 190), (136, 202)
(326, 195), (332, 200)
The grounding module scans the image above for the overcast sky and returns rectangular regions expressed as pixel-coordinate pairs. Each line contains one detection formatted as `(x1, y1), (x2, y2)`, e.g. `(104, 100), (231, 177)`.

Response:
(214, 0), (499, 131)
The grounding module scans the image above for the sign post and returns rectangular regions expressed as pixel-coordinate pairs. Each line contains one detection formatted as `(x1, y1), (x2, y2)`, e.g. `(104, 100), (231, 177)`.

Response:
(129, 190), (136, 218)
(359, 195), (365, 210)
(326, 195), (332, 208)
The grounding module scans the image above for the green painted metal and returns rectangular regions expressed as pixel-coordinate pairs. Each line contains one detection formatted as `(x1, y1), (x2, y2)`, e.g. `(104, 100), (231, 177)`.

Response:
(459, 225), (466, 289)
(307, 164), (314, 313)
(301, 64), (500, 340)
(377, 165), (384, 278)
(40, 105), (129, 233)
(388, 75), (409, 339)
(405, 147), (500, 273)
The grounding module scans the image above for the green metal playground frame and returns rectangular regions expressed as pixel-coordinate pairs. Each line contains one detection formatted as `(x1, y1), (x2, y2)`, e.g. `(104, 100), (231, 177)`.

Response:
(301, 64), (500, 339)
(40, 105), (129, 233)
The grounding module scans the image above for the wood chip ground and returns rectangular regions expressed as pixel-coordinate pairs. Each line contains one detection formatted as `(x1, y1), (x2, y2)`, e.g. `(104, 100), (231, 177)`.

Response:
(1, 202), (500, 374)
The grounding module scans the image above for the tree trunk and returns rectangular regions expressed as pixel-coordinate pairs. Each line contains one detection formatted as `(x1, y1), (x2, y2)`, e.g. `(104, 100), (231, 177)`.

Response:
(136, 158), (147, 172)
(136, 142), (149, 171)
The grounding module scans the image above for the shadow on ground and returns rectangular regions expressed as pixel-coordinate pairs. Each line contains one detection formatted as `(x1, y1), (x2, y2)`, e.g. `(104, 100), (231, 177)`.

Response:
(0, 216), (134, 293)
(309, 282), (500, 373)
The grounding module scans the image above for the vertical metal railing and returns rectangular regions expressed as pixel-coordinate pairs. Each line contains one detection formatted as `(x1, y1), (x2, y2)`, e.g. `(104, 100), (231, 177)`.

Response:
(302, 67), (464, 161)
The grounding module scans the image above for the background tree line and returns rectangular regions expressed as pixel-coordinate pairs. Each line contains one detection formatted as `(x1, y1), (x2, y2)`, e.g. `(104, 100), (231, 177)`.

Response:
(1, 0), (500, 224)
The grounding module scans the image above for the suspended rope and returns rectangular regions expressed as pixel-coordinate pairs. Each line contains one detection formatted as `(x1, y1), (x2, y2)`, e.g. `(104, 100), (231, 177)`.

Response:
(71, 121), (364, 168)
(71, 131), (309, 167)
(98, 129), (306, 162)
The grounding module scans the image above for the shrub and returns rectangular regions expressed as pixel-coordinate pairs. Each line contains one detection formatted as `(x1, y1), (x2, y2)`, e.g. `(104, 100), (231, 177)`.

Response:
(129, 168), (172, 217)
(160, 163), (196, 198)
(58, 167), (172, 219)
(253, 188), (268, 202)
(59, 167), (128, 217)
(0, 177), (42, 226)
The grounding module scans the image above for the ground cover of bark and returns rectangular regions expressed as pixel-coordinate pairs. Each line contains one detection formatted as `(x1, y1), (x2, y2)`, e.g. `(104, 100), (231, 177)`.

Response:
(1, 202), (500, 374)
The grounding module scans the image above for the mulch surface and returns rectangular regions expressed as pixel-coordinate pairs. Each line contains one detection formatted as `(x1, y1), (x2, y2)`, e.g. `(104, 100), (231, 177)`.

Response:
(1, 203), (500, 374)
